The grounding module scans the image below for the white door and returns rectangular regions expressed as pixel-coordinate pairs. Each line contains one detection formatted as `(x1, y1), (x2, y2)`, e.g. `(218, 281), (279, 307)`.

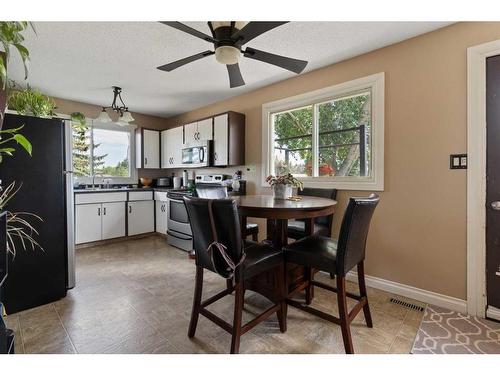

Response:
(161, 130), (168, 168)
(197, 118), (213, 140)
(213, 114), (228, 166)
(155, 201), (168, 235)
(102, 202), (126, 240)
(143, 129), (160, 168)
(128, 200), (155, 236)
(184, 122), (198, 143)
(170, 127), (184, 168)
(75, 203), (102, 244)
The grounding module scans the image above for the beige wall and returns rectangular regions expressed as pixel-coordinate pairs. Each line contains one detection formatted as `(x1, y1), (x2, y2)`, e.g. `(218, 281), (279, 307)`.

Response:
(53, 97), (169, 179)
(164, 22), (500, 300)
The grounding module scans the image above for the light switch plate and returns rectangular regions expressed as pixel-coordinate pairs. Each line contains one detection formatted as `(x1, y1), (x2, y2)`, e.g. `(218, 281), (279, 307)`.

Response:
(450, 154), (467, 169)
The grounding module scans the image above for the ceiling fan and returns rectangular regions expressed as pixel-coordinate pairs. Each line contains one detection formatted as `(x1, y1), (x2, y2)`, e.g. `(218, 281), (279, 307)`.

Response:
(157, 21), (308, 88)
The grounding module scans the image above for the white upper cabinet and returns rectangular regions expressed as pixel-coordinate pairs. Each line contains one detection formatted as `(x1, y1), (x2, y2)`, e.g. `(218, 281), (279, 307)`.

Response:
(184, 119), (213, 144)
(161, 126), (184, 168)
(213, 114), (229, 166)
(136, 128), (160, 169)
(197, 118), (213, 141)
(184, 122), (198, 144)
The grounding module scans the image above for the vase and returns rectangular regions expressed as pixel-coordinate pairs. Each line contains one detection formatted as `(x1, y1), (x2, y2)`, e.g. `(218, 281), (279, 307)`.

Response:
(273, 184), (293, 200)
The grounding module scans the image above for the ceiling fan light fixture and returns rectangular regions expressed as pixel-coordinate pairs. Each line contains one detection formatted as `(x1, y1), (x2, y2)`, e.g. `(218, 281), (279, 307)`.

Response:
(210, 21), (248, 31)
(215, 46), (240, 65)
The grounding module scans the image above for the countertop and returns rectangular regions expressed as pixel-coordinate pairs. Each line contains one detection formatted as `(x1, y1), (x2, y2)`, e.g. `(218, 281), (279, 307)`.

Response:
(74, 187), (160, 194)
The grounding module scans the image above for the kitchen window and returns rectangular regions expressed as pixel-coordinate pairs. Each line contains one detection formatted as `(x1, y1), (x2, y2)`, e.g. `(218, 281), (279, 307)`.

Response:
(262, 73), (384, 190)
(72, 120), (137, 184)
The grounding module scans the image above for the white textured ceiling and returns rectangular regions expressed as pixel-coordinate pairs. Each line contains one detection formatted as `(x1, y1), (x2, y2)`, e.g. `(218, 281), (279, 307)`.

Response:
(7, 22), (451, 118)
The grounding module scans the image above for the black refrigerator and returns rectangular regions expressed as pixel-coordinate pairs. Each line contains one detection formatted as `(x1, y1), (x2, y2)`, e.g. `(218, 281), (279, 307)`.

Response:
(0, 113), (75, 314)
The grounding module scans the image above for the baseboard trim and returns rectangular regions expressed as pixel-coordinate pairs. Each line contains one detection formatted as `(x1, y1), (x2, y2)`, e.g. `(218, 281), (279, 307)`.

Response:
(343, 271), (467, 313)
(486, 306), (500, 322)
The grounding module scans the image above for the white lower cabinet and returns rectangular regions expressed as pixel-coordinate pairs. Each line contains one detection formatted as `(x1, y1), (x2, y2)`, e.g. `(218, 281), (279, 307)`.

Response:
(128, 200), (155, 236)
(75, 202), (126, 244)
(155, 201), (168, 235)
(102, 202), (126, 240)
(75, 203), (102, 244)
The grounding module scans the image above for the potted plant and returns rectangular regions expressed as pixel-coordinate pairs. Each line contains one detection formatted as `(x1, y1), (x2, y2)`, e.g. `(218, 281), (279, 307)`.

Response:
(7, 82), (56, 118)
(0, 22), (33, 128)
(266, 173), (304, 200)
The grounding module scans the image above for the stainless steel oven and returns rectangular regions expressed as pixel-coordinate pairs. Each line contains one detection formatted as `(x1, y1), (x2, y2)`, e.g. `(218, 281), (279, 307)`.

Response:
(166, 190), (193, 251)
(181, 140), (212, 168)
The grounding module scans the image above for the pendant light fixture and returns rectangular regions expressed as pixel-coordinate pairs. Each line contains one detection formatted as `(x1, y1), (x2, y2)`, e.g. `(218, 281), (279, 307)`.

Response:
(95, 86), (134, 126)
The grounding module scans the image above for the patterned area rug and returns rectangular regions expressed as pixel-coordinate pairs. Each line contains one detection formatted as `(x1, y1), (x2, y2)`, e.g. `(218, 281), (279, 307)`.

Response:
(411, 305), (500, 354)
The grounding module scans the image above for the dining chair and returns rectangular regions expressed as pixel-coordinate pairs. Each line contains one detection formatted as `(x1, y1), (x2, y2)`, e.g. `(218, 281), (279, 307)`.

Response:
(285, 187), (337, 279)
(183, 196), (287, 354)
(196, 185), (259, 241)
(287, 187), (337, 240)
(283, 194), (379, 354)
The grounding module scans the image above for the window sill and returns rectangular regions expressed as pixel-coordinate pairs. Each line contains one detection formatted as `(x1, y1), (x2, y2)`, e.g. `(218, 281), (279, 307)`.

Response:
(261, 177), (384, 192)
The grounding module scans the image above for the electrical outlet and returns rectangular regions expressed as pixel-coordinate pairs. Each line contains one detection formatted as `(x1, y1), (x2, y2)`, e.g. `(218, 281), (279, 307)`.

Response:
(245, 165), (257, 172)
(450, 154), (467, 169)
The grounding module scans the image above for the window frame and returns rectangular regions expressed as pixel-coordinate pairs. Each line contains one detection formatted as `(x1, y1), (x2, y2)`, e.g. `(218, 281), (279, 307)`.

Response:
(261, 72), (385, 191)
(73, 119), (138, 185)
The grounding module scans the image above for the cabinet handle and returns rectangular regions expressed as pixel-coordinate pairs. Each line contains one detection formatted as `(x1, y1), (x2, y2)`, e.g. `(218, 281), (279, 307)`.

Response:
(214, 152), (217, 161)
(129, 205), (132, 214)
(103, 207), (106, 215)
(145, 157), (148, 165)
(98, 207), (101, 216)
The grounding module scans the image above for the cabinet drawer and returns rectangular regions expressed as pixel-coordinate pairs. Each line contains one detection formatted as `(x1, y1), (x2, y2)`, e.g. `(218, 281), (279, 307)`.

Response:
(154, 191), (169, 202)
(75, 192), (127, 205)
(128, 191), (153, 201)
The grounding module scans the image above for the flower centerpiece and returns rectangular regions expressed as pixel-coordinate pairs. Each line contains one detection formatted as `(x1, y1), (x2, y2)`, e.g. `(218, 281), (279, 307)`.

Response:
(266, 173), (304, 200)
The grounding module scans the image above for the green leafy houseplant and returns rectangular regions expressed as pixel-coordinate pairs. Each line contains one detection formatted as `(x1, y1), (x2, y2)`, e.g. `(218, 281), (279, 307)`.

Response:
(7, 83), (56, 118)
(0, 125), (32, 163)
(0, 181), (42, 257)
(0, 22), (33, 89)
(266, 173), (304, 200)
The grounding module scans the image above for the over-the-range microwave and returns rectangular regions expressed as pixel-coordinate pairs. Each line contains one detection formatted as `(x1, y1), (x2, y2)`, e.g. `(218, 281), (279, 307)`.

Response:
(181, 140), (212, 168)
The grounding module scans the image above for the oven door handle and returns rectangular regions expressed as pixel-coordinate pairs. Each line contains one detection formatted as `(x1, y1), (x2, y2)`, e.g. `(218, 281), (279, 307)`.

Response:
(167, 230), (192, 241)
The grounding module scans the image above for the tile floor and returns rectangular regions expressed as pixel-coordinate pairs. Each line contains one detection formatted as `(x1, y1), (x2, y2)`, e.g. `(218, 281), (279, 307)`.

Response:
(4, 235), (424, 354)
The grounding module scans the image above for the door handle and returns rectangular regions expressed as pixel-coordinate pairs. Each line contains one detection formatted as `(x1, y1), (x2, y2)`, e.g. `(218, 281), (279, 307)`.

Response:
(491, 201), (500, 210)
(129, 205), (132, 214)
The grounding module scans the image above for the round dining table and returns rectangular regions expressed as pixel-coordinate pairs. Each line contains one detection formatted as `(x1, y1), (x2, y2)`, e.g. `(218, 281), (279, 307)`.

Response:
(233, 194), (337, 297)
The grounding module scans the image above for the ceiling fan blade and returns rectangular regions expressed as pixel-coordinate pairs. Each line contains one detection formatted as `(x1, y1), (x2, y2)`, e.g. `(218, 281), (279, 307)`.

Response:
(160, 21), (216, 43)
(232, 22), (288, 45)
(226, 63), (245, 88)
(243, 47), (307, 74)
(157, 50), (214, 72)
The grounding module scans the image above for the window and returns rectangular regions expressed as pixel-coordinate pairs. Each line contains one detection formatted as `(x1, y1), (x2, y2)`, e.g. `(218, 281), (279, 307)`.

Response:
(262, 73), (384, 190)
(72, 120), (137, 184)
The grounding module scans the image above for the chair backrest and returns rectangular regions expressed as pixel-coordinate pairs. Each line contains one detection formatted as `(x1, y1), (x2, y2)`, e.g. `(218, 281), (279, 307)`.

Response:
(196, 185), (228, 199)
(336, 194), (379, 276)
(183, 196), (243, 275)
(298, 188), (338, 227)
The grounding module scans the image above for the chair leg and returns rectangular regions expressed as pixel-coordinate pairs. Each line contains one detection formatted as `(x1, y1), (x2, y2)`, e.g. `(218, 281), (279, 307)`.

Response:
(230, 281), (244, 354)
(305, 267), (313, 305)
(251, 231), (259, 242)
(357, 261), (373, 328)
(188, 266), (204, 338)
(329, 273), (335, 280)
(337, 276), (354, 354)
(276, 263), (287, 333)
